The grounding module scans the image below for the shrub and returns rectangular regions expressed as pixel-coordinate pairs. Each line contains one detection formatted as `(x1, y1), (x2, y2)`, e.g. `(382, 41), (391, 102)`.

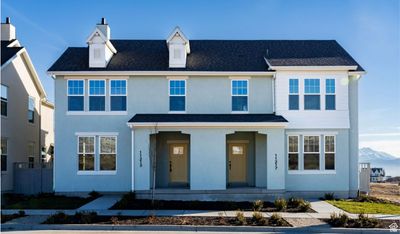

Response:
(253, 200), (264, 211)
(269, 213), (285, 226)
(274, 198), (287, 211)
(235, 211), (246, 225)
(287, 197), (302, 208)
(74, 211), (98, 224)
(298, 200), (311, 212)
(354, 213), (379, 228)
(45, 212), (69, 224)
(252, 211), (267, 225)
(110, 216), (119, 225)
(88, 191), (100, 199)
(147, 215), (157, 224)
(179, 216), (190, 225)
(329, 212), (349, 227)
(324, 193), (335, 200)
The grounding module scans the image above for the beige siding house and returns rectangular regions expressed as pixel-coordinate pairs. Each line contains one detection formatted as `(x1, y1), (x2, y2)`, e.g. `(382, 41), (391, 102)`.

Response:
(1, 17), (54, 192)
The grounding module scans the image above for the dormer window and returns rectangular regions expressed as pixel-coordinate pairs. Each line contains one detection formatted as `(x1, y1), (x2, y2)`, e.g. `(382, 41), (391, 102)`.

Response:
(167, 27), (190, 68)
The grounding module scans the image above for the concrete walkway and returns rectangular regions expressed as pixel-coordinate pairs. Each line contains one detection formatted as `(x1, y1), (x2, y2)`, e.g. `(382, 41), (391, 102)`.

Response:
(77, 195), (122, 211)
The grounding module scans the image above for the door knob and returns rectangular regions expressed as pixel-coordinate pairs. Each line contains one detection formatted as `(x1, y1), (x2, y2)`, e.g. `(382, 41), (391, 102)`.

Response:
(169, 161), (172, 172)
(229, 161), (231, 170)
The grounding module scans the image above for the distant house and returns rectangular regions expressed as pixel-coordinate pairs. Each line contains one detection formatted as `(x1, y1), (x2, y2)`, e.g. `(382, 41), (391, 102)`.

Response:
(48, 18), (364, 200)
(370, 168), (385, 182)
(1, 17), (54, 192)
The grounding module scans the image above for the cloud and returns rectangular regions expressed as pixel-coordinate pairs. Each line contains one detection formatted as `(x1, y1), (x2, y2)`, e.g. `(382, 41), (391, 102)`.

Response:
(360, 132), (400, 137)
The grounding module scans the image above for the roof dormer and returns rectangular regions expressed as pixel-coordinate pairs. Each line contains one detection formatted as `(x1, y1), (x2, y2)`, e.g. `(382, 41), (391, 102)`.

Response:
(86, 18), (117, 68)
(166, 27), (190, 68)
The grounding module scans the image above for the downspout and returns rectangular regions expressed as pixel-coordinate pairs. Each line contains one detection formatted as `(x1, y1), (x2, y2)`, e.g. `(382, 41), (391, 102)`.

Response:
(131, 128), (135, 191)
(272, 74), (276, 114)
(38, 98), (43, 193)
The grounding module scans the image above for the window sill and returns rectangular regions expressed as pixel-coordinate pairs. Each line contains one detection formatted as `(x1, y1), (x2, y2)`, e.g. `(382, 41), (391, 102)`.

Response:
(66, 111), (127, 116)
(77, 171), (116, 175)
(168, 111), (186, 114)
(231, 111), (249, 114)
(288, 170), (336, 175)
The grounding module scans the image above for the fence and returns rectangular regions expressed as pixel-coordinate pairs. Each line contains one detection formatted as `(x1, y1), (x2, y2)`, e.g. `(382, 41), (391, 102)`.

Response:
(13, 162), (53, 194)
(359, 162), (371, 194)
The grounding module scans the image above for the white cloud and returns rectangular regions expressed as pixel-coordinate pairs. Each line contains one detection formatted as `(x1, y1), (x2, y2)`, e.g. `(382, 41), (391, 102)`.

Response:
(360, 132), (400, 137)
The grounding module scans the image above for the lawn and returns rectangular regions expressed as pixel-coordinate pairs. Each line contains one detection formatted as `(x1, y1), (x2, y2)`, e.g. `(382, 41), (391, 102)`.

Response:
(327, 200), (400, 214)
(2, 193), (97, 210)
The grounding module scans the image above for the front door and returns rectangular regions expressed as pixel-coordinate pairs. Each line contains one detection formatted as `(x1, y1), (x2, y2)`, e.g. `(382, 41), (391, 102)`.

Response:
(169, 143), (188, 184)
(228, 143), (247, 184)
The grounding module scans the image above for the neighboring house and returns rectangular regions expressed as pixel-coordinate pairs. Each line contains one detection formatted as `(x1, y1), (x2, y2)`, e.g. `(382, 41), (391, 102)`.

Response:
(370, 168), (385, 182)
(1, 17), (54, 192)
(48, 18), (364, 200)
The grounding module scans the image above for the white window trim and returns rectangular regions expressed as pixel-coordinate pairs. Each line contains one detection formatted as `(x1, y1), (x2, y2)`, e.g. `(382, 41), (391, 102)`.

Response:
(168, 79), (186, 113)
(324, 135), (336, 171)
(289, 78), (299, 111)
(287, 135), (299, 171)
(67, 79), (85, 112)
(77, 136), (95, 172)
(27, 142), (35, 168)
(98, 136), (118, 172)
(325, 78), (336, 111)
(1, 84), (8, 117)
(231, 79), (249, 113)
(1, 138), (8, 172)
(88, 79), (106, 112)
(109, 79), (128, 112)
(28, 96), (35, 124)
(304, 78), (321, 111)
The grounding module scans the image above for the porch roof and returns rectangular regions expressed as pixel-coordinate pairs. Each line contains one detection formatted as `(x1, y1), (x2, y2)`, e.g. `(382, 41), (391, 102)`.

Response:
(128, 114), (288, 126)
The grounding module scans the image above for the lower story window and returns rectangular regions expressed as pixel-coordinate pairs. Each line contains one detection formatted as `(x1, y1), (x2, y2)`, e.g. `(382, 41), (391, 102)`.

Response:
(303, 136), (320, 170)
(1, 138), (7, 171)
(27, 143), (35, 168)
(325, 136), (335, 170)
(77, 135), (117, 172)
(288, 136), (299, 170)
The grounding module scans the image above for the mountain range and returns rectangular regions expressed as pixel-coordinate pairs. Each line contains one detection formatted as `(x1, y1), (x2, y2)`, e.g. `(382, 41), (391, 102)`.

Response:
(359, 147), (400, 177)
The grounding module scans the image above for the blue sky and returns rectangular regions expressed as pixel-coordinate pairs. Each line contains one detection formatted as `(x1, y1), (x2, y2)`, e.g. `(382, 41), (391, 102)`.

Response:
(2, 0), (399, 155)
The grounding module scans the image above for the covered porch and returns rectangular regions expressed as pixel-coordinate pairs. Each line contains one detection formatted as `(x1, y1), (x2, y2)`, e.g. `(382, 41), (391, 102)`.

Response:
(127, 114), (288, 199)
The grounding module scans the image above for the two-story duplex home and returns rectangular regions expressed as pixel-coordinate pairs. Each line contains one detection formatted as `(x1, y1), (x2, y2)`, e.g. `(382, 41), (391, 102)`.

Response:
(1, 17), (54, 192)
(48, 18), (364, 200)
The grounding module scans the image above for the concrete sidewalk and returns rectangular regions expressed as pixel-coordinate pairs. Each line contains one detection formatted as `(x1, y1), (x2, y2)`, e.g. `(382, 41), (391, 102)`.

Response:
(77, 195), (122, 211)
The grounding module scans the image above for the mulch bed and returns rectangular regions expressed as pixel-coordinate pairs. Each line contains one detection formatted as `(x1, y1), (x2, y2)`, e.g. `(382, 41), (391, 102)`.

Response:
(111, 199), (314, 213)
(323, 218), (400, 229)
(44, 215), (291, 226)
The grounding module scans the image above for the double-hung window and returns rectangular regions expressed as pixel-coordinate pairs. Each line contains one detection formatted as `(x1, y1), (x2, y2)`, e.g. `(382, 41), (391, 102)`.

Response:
(78, 136), (95, 171)
(304, 79), (320, 110)
(288, 79), (299, 110)
(67, 80), (84, 111)
(1, 85), (8, 117)
(232, 80), (248, 112)
(100, 136), (116, 170)
(27, 142), (35, 168)
(303, 136), (320, 170)
(324, 136), (335, 170)
(325, 79), (336, 110)
(288, 136), (299, 170)
(110, 80), (127, 111)
(89, 80), (106, 111)
(28, 97), (35, 123)
(169, 80), (186, 111)
(1, 138), (7, 171)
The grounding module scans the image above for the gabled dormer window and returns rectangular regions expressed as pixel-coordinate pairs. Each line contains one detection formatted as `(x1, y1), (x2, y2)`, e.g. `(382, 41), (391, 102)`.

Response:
(167, 27), (190, 68)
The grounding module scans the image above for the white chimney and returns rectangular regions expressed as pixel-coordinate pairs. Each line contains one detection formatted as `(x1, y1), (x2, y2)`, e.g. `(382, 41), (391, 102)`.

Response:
(166, 27), (190, 68)
(1, 17), (16, 41)
(86, 18), (116, 68)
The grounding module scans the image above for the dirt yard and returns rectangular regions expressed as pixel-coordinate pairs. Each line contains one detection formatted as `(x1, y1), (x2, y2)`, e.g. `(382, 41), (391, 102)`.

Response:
(370, 183), (400, 204)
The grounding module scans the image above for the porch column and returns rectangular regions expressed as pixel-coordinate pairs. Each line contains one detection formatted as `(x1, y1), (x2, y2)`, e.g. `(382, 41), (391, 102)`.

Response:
(265, 128), (286, 190)
(133, 128), (151, 190)
(187, 129), (231, 190)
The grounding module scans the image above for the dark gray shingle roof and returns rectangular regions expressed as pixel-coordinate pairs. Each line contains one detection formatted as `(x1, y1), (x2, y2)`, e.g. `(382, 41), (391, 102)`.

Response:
(1, 40), (23, 66)
(48, 40), (364, 72)
(128, 114), (288, 123)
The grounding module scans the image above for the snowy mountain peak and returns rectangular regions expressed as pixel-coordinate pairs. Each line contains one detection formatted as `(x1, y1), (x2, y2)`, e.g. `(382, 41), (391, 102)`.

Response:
(359, 147), (397, 161)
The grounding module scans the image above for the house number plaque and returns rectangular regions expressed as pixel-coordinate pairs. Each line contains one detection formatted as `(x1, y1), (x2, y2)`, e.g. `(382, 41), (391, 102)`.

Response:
(139, 150), (143, 167)
(274, 154), (278, 170)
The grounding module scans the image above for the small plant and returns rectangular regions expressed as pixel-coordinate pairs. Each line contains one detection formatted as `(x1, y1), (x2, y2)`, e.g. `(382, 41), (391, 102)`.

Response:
(110, 216), (119, 225)
(217, 211), (226, 225)
(324, 193), (335, 200)
(269, 213), (284, 226)
(287, 197), (302, 208)
(253, 200), (264, 211)
(146, 215), (157, 224)
(45, 211), (69, 224)
(354, 213), (379, 228)
(329, 212), (349, 227)
(298, 200), (311, 212)
(179, 216), (190, 225)
(274, 198), (287, 211)
(88, 190), (100, 198)
(252, 211), (266, 225)
(235, 211), (246, 225)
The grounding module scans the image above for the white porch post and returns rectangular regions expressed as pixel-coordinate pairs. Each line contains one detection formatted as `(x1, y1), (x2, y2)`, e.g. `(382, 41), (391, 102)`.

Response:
(265, 128), (286, 190)
(131, 128), (135, 191)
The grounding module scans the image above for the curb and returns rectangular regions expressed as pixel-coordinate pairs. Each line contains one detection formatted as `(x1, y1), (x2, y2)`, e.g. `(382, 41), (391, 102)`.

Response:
(1, 223), (392, 233)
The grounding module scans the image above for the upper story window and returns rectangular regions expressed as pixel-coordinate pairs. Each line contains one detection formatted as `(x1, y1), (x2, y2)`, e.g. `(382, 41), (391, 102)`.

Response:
(169, 80), (186, 112)
(325, 79), (336, 110)
(324, 136), (335, 170)
(67, 80), (84, 111)
(1, 85), (8, 117)
(288, 135), (299, 170)
(303, 136), (320, 170)
(89, 80), (105, 111)
(1, 138), (7, 171)
(231, 80), (248, 112)
(110, 80), (127, 111)
(288, 79), (299, 110)
(304, 79), (320, 110)
(28, 96), (35, 123)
